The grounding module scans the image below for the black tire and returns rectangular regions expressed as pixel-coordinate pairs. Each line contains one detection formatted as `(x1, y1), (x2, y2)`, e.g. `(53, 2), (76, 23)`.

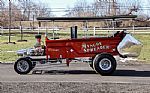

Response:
(89, 57), (94, 69)
(93, 53), (116, 76)
(32, 62), (36, 69)
(14, 58), (32, 74)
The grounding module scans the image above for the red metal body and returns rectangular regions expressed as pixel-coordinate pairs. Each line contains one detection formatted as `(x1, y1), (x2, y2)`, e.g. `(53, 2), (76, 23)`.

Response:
(14, 16), (139, 75)
(45, 31), (125, 59)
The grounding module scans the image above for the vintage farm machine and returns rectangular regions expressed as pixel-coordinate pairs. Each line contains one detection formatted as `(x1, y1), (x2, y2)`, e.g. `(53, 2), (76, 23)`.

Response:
(14, 15), (143, 75)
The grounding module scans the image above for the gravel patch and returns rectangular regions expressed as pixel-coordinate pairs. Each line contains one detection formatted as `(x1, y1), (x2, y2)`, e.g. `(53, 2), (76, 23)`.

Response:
(1, 82), (150, 93)
(0, 82), (2, 93)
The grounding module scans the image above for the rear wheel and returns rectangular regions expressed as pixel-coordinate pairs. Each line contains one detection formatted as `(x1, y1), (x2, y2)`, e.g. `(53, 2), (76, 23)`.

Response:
(14, 58), (32, 74)
(93, 53), (116, 76)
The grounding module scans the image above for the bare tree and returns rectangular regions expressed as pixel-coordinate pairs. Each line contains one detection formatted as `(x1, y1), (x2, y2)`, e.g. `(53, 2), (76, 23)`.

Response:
(66, 0), (118, 17)
(17, 0), (32, 20)
(144, 0), (150, 18)
(11, 4), (23, 21)
(66, 0), (93, 17)
(0, 0), (6, 26)
(116, 0), (141, 15)
(17, 0), (53, 20)
(31, 2), (53, 18)
(92, 0), (110, 16)
(0, 0), (4, 8)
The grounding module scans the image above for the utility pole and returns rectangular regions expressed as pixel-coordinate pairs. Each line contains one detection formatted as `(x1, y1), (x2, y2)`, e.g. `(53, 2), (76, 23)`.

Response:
(108, 0), (116, 16)
(5, 0), (15, 44)
(108, 0), (111, 15)
(97, 0), (117, 15)
(8, 0), (11, 43)
(112, 0), (116, 15)
(110, 0), (117, 15)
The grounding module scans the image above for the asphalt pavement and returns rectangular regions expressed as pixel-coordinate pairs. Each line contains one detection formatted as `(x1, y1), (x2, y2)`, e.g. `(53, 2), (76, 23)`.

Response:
(0, 61), (150, 83)
(1, 61), (150, 93)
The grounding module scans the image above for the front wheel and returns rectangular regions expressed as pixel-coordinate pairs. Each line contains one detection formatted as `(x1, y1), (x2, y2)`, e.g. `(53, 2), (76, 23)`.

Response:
(93, 53), (116, 76)
(14, 58), (32, 74)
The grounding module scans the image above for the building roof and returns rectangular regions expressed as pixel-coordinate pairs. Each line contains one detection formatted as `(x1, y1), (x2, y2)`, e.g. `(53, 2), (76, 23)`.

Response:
(37, 15), (137, 22)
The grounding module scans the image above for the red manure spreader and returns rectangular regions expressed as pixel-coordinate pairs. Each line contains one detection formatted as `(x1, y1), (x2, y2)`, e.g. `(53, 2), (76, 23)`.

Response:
(14, 15), (142, 75)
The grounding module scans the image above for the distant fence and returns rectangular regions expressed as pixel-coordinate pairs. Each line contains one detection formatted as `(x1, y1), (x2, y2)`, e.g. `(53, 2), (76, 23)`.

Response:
(0, 26), (61, 35)
(92, 27), (150, 35)
(1, 26), (150, 35)
(92, 27), (150, 30)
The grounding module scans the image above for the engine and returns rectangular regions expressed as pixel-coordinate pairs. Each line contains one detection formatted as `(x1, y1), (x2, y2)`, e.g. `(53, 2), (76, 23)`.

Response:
(17, 48), (45, 56)
(17, 34), (45, 57)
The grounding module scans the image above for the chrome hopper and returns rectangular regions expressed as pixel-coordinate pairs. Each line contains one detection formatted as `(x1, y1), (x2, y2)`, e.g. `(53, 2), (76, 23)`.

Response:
(117, 34), (143, 57)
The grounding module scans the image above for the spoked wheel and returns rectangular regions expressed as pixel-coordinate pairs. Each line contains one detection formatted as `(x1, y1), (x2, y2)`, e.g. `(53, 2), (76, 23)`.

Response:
(93, 53), (117, 76)
(14, 58), (32, 74)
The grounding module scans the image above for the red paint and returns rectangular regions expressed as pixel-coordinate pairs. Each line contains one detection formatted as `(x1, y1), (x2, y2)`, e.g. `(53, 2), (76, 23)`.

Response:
(45, 31), (125, 60)
(66, 59), (72, 66)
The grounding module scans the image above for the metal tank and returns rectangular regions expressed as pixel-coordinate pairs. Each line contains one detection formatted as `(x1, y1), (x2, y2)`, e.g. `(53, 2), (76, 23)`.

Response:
(117, 34), (143, 57)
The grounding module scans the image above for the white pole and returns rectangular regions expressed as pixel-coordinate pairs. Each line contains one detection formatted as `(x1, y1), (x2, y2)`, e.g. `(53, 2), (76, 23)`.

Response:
(93, 27), (96, 36)
(2, 26), (4, 35)
(133, 25), (135, 34)
(86, 20), (88, 37)
(38, 26), (40, 34)
(52, 21), (55, 39)
(56, 27), (58, 34)
(112, 20), (115, 32)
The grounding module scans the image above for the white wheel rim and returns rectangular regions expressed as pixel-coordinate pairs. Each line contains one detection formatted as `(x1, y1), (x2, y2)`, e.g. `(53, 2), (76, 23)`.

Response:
(99, 58), (112, 71)
(17, 60), (29, 72)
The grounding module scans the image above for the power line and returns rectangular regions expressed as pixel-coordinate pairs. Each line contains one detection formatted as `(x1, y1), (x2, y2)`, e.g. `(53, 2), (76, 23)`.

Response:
(1, 6), (150, 12)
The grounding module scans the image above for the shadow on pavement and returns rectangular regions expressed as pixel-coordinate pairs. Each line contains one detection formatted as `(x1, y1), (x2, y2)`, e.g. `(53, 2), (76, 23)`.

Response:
(113, 70), (150, 77)
(32, 70), (96, 75)
(32, 69), (150, 77)
(45, 70), (97, 75)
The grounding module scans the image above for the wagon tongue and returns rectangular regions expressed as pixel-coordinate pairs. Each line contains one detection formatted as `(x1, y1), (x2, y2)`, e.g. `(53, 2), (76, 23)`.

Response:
(117, 34), (143, 58)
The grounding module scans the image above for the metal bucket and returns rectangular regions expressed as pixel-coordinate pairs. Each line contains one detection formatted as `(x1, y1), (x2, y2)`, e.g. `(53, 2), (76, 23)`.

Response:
(117, 34), (143, 57)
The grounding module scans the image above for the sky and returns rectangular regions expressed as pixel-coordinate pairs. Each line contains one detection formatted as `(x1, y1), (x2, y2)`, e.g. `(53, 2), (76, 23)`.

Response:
(39, 0), (149, 16)
(45, 0), (95, 8)
(10, 0), (149, 16)
(40, 0), (95, 16)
